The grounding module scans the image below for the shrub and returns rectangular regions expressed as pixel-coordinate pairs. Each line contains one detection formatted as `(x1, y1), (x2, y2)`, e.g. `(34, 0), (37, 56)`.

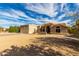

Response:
(8, 26), (20, 33)
(68, 26), (78, 34)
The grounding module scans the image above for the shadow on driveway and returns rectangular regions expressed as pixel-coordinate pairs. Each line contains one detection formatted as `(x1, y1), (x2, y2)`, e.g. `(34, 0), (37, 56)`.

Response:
(0, 36), (79, 56)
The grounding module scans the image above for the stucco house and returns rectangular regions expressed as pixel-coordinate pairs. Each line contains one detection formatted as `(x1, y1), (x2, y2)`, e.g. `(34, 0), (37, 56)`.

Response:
(20, 23), (68, 34)
(0, 28), (4, 32)
(37, 23), (68, 34)
(20, 24), (37, 34)
(0, 28), (7, 32)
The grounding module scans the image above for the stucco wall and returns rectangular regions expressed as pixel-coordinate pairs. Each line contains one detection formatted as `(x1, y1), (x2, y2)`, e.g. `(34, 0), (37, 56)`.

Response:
(50, 26), (68, 34)
(28, 24), (37, 34)
(20, 25), (29, 33)
(37, 25), (68, 34)
(20, 24), (37, 34)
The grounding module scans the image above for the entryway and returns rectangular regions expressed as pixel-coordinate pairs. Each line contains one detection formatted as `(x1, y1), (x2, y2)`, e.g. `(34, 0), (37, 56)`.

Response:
(46, 26), (50, 33)
(56, 26), (60, 33)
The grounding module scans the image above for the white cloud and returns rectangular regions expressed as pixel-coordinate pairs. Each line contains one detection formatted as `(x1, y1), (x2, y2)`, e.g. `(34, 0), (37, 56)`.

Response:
(59, 19), (71, 24)
(0, 19), (24, 25)
(25, 4), (58, 17)
(60, 3), (66, 12)
(10, 9), (27, 17)
(37, 17), (60, 24)
(0, 8), (43, 26)
(0, 9), (40, 22)
(57, 14), (66, 20)
(10, 9), (41, 22)
(0, 10), (19, 18)
(0, 9), (30, 19)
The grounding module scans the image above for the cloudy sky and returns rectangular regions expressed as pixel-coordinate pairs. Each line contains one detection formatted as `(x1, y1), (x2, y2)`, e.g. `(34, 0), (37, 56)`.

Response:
(0, 3), (79, 28)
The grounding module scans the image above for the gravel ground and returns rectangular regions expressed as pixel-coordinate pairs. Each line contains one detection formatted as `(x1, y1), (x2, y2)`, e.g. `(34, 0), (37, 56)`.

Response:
(0, 32), (79, 56)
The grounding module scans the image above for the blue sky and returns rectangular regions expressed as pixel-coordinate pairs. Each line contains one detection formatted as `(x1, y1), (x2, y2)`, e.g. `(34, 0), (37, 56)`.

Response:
(0, 3), (79, 28)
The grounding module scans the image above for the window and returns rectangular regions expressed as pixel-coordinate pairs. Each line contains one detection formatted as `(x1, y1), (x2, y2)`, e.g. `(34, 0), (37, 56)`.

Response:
(56, 26), (60, 33)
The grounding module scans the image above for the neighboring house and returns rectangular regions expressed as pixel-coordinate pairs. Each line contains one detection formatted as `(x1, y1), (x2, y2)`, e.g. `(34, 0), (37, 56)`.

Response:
(0, 28), (8, 32)
(20, 23), (68, 34)
(20, 24), (37, 34)
(0, 28), (4, 32)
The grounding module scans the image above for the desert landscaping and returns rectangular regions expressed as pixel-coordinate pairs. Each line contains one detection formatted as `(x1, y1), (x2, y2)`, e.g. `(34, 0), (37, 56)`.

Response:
(0, 32), (78, 56)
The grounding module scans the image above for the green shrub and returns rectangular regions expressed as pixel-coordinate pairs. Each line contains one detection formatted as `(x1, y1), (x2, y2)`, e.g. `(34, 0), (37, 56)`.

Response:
(68, 27), (77, 34)
(8, 26), (20, 33)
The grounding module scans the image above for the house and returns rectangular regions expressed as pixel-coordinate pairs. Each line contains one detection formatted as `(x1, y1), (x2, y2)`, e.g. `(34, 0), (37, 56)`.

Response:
(20, 24), (37, 34)
(37, 23), (68, 34)
(20, 23), (68, 34)
(0, 28), (9, 32)
(0, 28), (4, 32)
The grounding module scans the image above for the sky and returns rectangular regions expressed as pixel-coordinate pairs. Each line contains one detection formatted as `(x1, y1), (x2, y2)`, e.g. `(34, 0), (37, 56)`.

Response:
(0, 3), (79, 28)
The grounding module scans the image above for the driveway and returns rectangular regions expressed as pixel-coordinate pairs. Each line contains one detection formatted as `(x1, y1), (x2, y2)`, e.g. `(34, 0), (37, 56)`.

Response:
(0, 33), (78, 56)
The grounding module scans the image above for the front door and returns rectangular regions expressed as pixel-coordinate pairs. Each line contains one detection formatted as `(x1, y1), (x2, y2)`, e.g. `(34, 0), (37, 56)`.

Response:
(46, 26), (50, 33)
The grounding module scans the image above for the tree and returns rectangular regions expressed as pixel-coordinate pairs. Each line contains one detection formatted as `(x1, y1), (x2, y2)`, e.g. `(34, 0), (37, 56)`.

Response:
(75, 19), (79, 30)
(69, 19), (79, 34)
(8, 26), (20, 33)
(67, 26), (77, 34)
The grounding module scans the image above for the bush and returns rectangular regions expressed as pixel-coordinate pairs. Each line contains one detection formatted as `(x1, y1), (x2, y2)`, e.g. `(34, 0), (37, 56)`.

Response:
(8, 26), (20, 33)
(68, 27), (78, 34)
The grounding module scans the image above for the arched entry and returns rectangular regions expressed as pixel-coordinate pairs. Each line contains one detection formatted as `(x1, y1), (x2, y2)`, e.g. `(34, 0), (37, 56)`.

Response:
(46, 26), (50, 33)
(56, 26), (60, 33)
